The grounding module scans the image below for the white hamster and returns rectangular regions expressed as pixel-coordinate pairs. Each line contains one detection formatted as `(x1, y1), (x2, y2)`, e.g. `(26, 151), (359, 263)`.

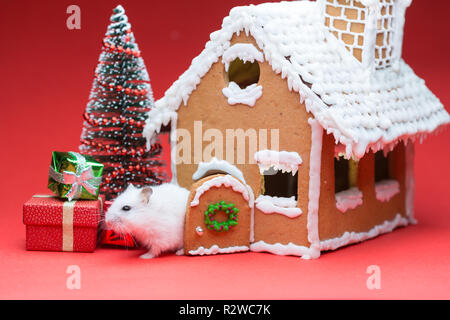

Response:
(105, 183), (190, 259)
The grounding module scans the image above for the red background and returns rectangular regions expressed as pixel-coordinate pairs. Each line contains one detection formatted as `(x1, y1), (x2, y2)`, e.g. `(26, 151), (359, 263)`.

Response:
(1, 0), (449, 299)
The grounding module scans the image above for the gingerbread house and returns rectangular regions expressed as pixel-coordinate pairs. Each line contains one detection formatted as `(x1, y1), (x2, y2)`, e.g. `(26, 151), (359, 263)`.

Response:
(144, 0), (449, 259)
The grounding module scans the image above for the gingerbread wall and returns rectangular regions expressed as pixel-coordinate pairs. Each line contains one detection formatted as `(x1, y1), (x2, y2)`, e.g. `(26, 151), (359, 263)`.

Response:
(318, 132), (408, 243)
(175, 33), (313, 249)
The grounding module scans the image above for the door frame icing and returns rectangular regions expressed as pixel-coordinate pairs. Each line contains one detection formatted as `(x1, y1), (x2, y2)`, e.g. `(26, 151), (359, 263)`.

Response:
(188, 169), (255, 256)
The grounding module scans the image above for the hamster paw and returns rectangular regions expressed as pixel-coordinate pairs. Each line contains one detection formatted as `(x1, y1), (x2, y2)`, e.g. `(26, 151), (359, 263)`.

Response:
(139, 252), (155, 259)
(175, 248), (184, 256)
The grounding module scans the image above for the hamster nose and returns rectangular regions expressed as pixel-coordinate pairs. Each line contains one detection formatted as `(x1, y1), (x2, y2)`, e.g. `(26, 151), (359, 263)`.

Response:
(105, 214), (121, 227)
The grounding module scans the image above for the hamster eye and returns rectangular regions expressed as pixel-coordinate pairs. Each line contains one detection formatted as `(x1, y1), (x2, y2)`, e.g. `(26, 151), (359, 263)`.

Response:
(121, 205), (131, 211)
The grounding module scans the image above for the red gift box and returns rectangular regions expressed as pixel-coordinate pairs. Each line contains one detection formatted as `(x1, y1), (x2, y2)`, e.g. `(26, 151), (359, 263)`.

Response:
(99, 200), (137, 248)
(23, 195), (103, 252)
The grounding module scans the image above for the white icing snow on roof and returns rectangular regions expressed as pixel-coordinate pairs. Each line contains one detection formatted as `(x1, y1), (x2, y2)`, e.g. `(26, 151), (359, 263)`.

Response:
(144, 1), (449, 158)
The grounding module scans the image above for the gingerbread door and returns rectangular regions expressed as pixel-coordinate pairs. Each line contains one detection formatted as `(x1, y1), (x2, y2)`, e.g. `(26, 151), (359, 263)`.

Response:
(184, 174), (252, 255)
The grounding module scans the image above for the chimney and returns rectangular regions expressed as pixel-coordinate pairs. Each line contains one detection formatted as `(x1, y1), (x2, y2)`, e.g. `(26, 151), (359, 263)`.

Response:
(319, 0), (412, 70)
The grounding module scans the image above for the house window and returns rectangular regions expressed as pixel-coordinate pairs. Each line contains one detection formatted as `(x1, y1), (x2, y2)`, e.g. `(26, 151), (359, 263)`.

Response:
(374, 151), (390, 182)
(227, 58), (260, 89)
(262, 167), (298, 200)
(334, 156), (358, 192)
(374, 151), (400, 202)
(254, 150), (303, 218)
(221, 43), (264, 107)
(334, 155), (362, 213)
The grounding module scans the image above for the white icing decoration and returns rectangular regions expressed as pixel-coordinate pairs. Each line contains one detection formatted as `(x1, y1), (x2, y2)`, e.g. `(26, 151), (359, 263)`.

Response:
(374, 179), (400, 202)
(169, 118), (179, 184)
(405, 142), (416, 224)
(255, 195), (302, 218)
(320, 213), (409, 251)
(189, 245), (249, 256)
(145, 105), (177, 148)
(190, 175), (252, 208)
(144, 1), (449, 159)
(254, 150), (302, 175)
(222, 43), (264, 72)
(247, 184), (255, 243)
(250, 241), (313, 259)
(192, 157), (246, 183)
(391, 0), (411, 71)
(195, 226), (204, 236)
(335, 187), (363, 213)
(222, 82), (263, 107)
(305, 118), (323, 259)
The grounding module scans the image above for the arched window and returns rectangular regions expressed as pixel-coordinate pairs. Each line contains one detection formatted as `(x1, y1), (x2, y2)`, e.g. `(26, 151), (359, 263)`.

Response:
(226, 58), (260, 89)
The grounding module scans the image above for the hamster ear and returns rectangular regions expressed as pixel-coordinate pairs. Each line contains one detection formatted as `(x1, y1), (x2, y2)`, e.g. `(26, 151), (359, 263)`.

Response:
(140, 186), (153, 205)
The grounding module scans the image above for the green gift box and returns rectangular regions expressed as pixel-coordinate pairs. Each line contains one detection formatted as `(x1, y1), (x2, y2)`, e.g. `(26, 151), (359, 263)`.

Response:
(48, 151), (104, 201)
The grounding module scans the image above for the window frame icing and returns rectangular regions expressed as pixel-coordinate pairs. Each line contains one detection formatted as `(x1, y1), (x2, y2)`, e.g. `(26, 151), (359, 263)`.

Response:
(221, 43), (264, 107)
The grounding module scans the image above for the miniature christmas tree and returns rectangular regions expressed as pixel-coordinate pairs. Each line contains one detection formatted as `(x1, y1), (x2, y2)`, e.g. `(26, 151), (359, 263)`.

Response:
(79, 5), (166, 200)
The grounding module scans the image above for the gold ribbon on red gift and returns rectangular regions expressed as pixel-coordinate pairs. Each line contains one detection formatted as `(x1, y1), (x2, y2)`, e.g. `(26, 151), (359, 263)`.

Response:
(62, 201), (75, 252)
(32, 195), (75, 252)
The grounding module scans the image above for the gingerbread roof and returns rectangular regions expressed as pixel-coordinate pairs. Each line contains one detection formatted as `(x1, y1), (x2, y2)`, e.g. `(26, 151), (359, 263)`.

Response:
(144, 1), (449, 158)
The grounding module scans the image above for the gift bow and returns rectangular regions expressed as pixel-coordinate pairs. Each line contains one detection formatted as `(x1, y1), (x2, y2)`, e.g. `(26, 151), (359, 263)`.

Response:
(49, 152), (102, 201)
(62, 167), (98, 200)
